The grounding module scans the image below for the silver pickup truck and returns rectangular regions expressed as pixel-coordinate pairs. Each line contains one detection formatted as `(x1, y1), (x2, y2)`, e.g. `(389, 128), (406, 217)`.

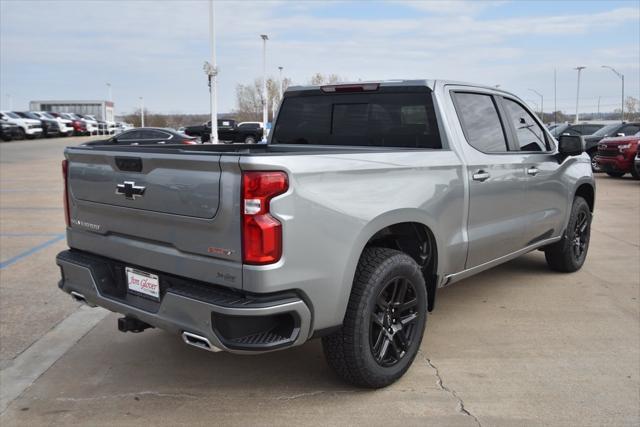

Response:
(56, 80), (594, 388)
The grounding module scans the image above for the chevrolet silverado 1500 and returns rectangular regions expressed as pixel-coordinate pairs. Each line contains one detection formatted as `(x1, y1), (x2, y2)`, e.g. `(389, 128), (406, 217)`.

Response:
(56, 80), (595, 387)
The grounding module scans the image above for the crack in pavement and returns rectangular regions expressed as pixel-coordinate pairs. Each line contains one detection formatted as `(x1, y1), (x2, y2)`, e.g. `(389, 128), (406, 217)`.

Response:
(421, 352), (481, 427)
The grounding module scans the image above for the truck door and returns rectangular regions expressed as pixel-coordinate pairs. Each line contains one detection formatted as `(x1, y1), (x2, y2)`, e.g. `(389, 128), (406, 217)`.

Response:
(450, 91), (528, 268)
(498, 97), (568, 246)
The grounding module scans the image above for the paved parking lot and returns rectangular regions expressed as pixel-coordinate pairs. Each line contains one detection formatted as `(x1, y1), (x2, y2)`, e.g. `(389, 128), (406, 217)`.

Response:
(1, 137), (639, 426)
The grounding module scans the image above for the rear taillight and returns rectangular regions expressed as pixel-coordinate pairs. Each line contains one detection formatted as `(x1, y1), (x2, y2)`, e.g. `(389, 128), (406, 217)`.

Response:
(241, 171), (288, 265)
(181, 138), (198, 145)
(62, 159), (70, 227)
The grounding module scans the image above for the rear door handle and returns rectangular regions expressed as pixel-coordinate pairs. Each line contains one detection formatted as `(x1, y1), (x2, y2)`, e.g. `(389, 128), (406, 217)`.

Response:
(472, 170), (490, 182)
(526, 167), (539, 176)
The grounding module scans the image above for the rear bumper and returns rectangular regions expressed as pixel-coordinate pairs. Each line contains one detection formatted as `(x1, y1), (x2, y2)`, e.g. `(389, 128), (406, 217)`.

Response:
(56, 250), (312, 354)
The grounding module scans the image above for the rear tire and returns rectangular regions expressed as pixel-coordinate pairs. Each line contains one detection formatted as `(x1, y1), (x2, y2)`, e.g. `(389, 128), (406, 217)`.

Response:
(244, 136), (256, 144)
(544, 196), (591, 272)
(606, 171), (625, 178)
(631, 166), (640, 180)
(322, 247), (427, 388)
(16, 128), (25, 140)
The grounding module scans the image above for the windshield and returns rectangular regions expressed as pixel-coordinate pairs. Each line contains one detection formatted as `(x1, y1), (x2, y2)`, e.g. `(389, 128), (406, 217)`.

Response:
(41, 113), (55, 119)
(591, 124), (620, 137)
(4, 112), (20, 119)
(272, 91), (442, 148)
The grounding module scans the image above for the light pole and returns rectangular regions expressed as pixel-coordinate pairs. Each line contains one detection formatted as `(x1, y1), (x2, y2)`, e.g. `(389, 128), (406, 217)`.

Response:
(278, 66), (284, 102)
(602, 65), (624, 121)
(260, 34), (268, 142)
(204, 0), (219, 144)
(528, 88), (544, 122)
(139, 97), (145, 127)
(553, 68), (557, 124)
(574, 66), (586, 123)
(106, 82), (112, 101)
(6, 94), (12, 110)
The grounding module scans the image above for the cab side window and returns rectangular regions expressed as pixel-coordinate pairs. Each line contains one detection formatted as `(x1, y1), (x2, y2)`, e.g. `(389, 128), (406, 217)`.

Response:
(452, 92), (509, 153)
(620, 125), (640, 136)
(502, 99), (549, 152)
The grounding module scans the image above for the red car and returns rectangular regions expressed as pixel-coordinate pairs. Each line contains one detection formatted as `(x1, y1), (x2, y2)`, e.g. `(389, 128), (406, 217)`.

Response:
(596, 134), (640, 179)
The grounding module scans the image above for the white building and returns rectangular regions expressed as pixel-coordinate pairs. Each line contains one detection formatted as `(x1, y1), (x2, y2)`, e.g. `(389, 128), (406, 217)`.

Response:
(29, 100), (114, 122)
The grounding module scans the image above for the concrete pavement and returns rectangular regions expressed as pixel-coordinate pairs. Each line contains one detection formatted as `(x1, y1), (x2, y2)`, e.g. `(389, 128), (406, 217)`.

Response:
(0, 137), (638, 426)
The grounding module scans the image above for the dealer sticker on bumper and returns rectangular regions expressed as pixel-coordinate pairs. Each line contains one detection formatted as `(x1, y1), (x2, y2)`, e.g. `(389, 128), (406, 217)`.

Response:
(126, 267), (160, 300)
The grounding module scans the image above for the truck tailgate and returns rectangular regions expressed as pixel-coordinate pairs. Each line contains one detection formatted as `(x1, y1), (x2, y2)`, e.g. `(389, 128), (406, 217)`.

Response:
(64, 148), (243, 289)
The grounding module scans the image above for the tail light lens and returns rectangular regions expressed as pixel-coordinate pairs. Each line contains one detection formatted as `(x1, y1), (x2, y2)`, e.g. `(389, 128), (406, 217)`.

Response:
(181, 138), (198, 145)
(242, 171), (288, 265)
(62, 159), (70, 227)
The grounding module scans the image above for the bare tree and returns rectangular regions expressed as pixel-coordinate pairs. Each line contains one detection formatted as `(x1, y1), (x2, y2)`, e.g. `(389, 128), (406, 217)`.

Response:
(624, 96), (639, 120)
(234, 76), (292, 122)
(309, 73), (343, 85)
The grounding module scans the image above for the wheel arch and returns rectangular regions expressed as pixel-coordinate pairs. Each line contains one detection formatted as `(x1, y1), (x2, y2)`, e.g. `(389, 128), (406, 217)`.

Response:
(575, 182), (595, 212)
(343, 210), (442, 313)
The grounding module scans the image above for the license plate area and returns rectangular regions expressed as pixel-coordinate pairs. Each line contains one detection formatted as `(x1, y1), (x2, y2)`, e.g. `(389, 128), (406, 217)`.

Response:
(126, 267), (160, 301)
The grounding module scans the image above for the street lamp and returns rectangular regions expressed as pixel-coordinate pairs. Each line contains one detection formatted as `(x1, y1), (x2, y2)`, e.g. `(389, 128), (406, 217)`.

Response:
(602, 65), (624, 121)
(528, 88), (544, 122)
(106, 82), (112, 102)
(139, 97), (144, 127)
(205, 0), (219, 144)
(574, 66), (586, 123)
(278, 66), (284, 102)
(260, 34), (269, 142)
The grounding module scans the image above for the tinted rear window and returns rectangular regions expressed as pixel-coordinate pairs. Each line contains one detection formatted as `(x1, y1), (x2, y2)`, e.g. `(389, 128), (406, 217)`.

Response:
(272, 91), (441, 148)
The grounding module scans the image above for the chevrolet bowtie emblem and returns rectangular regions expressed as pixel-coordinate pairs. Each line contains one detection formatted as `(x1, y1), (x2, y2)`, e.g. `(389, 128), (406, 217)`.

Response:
(116, 181), (146, 200)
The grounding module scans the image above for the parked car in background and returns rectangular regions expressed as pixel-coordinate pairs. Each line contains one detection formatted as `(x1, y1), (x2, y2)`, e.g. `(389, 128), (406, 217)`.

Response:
(635, 144), (640, 178)
(0, 111), (42, 139)
(83, 127), (199, 146)
(114, 122), (134, 134)
(32, 111), (73, 136)
(58, 113), (89, 136)
(15, 111), (61, 138)
(186, 119), (264, 143)
(596, 133), (640, 179)
(550, 123), (604, 138)
(0, 119), (21, 141)
(584, 122), (640, 171)
(79, 114), (99, 135)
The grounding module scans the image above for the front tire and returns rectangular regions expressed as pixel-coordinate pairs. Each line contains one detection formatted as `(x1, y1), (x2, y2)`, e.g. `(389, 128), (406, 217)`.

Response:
(322, 247), (427, 388)
(244, 136), (256, 144)
(544, 196), (591, 272)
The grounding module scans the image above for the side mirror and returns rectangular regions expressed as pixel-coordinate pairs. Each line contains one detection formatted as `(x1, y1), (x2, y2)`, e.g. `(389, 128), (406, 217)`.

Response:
(558, 134), (584, 156)
(616, 133), (625, 137)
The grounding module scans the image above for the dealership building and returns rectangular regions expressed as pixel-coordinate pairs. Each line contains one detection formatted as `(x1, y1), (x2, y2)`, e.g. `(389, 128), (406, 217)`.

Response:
(29, 100), (115, 122)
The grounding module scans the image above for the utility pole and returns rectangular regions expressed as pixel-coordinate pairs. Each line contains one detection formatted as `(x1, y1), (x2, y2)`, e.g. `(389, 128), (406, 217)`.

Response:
(528, 88), (544, 123)
(574, 66), (586, 123)
(278, 66), (284, 102)
(106, 82), (112, 102)
(260, 34), (269, 142)
(597, 96), (601, 116)
(139, 97), (144, 127)
(602, 65), (624, 122)
(554, 68), (557, 124)
(204, 0), (219, 143)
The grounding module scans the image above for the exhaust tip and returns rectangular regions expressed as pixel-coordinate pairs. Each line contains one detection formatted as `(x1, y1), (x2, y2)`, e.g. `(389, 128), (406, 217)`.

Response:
(70, 291), (97, 307)
(182, 331), (221, 352)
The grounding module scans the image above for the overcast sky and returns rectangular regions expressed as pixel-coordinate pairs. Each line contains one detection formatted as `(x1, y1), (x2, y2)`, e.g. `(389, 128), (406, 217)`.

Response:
(1, 0), (638, 116)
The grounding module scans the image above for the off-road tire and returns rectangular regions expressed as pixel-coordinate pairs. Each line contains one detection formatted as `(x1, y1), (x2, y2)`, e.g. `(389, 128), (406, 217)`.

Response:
(544, 196), (591, 272)
(322, 247), (427, 388)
